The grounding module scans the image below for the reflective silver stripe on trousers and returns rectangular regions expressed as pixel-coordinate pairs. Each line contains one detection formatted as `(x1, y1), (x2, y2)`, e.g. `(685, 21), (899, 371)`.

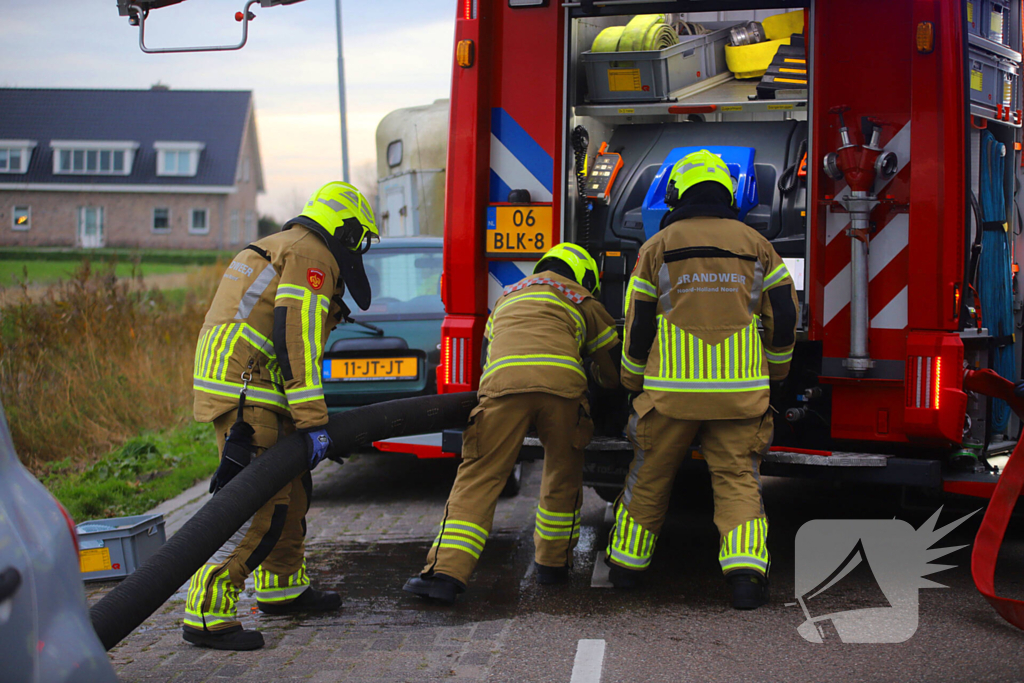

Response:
(535, 509), (581, 524)
(433, 538), (483, 556)
(721, 556), (769, 571)
(748, 260), (765, 316)
(536, 526), (580, 538)
(621, 409), (645, 508)
(235, 264), (278, 320)
(643, 378), (769, 391)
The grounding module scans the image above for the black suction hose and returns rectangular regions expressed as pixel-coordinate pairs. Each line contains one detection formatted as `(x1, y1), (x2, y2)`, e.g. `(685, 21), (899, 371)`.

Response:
(89, 391), (478, 651)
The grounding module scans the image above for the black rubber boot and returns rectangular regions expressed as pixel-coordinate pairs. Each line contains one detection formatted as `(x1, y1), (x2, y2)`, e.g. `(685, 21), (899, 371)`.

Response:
(182, 624), (264, 651)
(258, 587), (342, 615)
(607, 561), (642, 589)
(403, 573), (466, 604)
(534, 562), (569, 585)
(727, 570), (770, 610)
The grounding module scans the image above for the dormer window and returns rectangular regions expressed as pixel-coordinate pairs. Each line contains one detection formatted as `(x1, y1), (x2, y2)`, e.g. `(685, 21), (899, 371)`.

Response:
(0, 140), (36, 174)
(51, 140), (138, 176)
(155, 141), (204, 177)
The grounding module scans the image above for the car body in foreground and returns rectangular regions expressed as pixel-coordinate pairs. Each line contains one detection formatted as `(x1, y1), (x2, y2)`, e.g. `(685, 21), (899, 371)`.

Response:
(0, 402), (117, 683)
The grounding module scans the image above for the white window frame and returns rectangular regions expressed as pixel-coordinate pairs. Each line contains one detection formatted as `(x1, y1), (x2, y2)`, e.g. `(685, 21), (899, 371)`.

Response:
(152, 207), (171, 234)
(11, 205), (30, 231)
(245, 210), (256, 242)
(51, 140), (138, 176)
(154, 141), (205, 177)
(0, 140), (37, 174)
(229, 209), (240, 244)
(190, 207), (210, 235)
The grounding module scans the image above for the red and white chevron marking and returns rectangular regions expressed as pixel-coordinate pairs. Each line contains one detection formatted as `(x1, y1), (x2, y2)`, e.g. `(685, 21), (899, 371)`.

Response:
(823, 122), (912, 331)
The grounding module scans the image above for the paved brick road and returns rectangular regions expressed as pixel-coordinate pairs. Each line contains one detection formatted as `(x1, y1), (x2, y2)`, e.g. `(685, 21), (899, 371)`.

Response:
(87, 452), (601, 683)
(86, 451), (1024, 683)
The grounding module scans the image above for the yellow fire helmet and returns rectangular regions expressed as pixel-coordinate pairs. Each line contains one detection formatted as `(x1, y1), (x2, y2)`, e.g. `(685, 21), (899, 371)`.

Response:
(664, 149), (736, 207)
(300, 181), (380, 254)
(534, 242), (601, 295)
(284, 181), (379, 311)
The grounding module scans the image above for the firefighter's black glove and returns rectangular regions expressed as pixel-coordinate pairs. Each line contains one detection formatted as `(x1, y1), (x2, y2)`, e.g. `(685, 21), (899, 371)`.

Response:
(1015, 380), (1024, 398)
(210, 420), (255, 494)
(301, 427), (332, 470)
(769, 381), (785, 414)
(626, 392), (639, 412)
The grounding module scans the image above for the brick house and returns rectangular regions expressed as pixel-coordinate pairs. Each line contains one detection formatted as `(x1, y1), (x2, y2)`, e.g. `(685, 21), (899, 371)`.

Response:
(0, 88), (263, 250)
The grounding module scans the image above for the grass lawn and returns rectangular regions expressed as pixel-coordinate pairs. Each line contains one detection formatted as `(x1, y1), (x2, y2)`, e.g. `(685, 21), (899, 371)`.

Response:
(42, 421), (220, 523)
(0, 260), (198, 287)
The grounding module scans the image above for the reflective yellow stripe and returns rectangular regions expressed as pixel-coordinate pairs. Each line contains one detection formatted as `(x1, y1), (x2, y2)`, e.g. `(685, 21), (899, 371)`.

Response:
(255, 563), (311, 601)
(763, 263), (790, 290)
(496, 292), (585, 343)
(625, 275), (657, 316)
(719, 517), (769, 574)
(647, 318), (767, 391)
(607, 502), (656, 569)
(622, 354), (645, 375)
(185, 564), (239, 629)
(482, 354), (586, 380)
(275, 284), (307, 302)
(766, 347), (793, 364)
(587, 326), (618, 354)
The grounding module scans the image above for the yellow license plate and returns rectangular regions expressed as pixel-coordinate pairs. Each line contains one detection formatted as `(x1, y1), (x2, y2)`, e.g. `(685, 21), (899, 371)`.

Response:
(325, 357), (418, 381)
(486, 205), (554, 257)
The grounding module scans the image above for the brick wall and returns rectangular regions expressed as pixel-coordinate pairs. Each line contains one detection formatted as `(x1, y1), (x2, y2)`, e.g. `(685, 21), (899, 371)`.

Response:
(0, 190), (237, 249)
(0, 110), (263, 250)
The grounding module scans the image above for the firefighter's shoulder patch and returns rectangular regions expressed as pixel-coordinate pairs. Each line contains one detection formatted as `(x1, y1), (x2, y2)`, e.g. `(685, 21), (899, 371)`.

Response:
(307, 268), (325, 290)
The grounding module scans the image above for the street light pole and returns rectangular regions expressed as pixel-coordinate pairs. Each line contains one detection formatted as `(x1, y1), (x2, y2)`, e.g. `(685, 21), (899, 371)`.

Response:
(334, 0), (350, 183)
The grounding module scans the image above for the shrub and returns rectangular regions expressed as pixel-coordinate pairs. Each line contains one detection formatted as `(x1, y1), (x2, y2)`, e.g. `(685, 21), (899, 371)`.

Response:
(0, 260), (221, 472)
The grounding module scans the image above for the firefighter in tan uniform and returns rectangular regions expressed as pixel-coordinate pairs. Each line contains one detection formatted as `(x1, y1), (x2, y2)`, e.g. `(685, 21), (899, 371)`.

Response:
(183, 181), (379, 650)
(607, 150), (798, 610)
(404, 244), (620, 602)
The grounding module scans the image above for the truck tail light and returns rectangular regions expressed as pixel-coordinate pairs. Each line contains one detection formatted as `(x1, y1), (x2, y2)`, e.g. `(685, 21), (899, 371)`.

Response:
(904, 333), (966, 444)
(907, 355), (942, 409)
(438, 316), (485, 394)
(443, 334), (468, 385)
(439, 333), (472, 393)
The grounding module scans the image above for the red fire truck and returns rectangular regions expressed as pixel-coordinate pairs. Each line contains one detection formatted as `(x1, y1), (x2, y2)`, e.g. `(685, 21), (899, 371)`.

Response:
(434, 0), (1024, 501)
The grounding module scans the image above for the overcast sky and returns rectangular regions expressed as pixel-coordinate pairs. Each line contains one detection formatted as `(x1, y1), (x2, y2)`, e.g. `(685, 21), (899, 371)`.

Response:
(0, 0), (456, 220)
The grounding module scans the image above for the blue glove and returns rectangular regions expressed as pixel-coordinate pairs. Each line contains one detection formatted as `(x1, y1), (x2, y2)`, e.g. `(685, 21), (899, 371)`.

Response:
(303, 428), (331, 470)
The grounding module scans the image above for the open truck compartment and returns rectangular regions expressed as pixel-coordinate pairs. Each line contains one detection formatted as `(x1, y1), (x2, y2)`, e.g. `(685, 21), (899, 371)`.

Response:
(436, 0), (1024, 495)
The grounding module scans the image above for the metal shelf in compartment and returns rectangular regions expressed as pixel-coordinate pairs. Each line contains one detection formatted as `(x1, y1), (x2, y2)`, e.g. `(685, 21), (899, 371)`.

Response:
(575, 77), (807, 122)
(970, 103), (1022, 128)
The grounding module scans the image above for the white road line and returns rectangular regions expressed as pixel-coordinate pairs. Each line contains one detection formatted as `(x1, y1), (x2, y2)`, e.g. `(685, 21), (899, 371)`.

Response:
(570, 639), (606, 683)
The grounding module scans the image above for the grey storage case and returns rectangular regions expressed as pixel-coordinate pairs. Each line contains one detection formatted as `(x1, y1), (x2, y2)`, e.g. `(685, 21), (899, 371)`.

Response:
(969, 46), (1019, 110)
(582, 27), (730, 103)
(76, 513), (166, 582)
